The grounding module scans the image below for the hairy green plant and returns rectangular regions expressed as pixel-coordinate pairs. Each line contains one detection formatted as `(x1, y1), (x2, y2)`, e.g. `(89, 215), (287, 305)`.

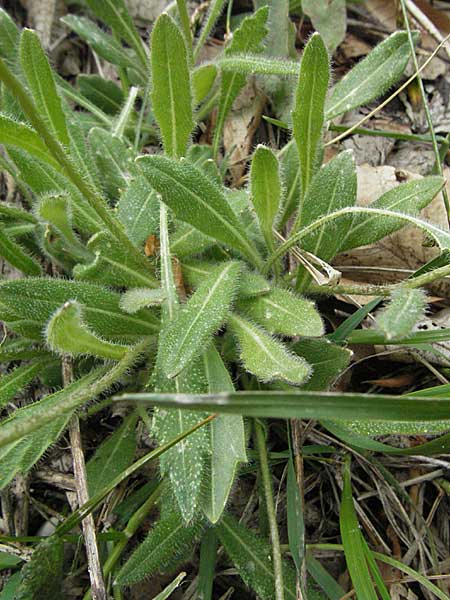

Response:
(0, 2), (448, 598)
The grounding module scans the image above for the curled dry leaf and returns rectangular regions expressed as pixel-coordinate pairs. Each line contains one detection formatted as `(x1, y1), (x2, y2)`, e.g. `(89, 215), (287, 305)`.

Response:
(334, 164), (450, 296)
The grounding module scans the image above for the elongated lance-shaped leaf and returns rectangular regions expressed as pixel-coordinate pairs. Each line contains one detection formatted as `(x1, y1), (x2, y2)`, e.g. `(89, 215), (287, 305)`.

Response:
(279, 141), (301, 226)
(217, 54), (299, 77)
(73, 231), (159, 289)
(376, 287), (426, 341)
(0, 228), (41, 276)
(326, 31), (419, 120)
(339, 175), (444, 252)
(87, 412), (137, 496)
(117, 175), (159, 246)
(19, 29), (69, 146)
(160, 262), (241, 378)
(293, 149), (356, 241)
(0, 278), (159, 341)
(152, 573), (187, 600)
(292, 32), (329, 198)
(213, 7), (269, 156)
(85, 0), (147, 68)
(115, 509), (205, 586)
(0, 358), (53, 408)
(0, 114), (60, 169)
(0, 8), (19, 61)
(151, 13), (194, 158)
(266, 204), (450, 273)
(229, 313), (311, 385)
(119, 288), (166, 314)
(77, 74), (124, 115)
(46, 301), (129, 360)
(201, 345), (246, 523)
(137, 155), (263, 268)
(182, 259), (270, 299)
(339, 459), (379, 600)
(152, 202), (209, 522)
(237, 287), (324, 337)
(218, 515), (297, 600)
(250, 145), (282, 251)
(292, 338), (352, 391)
(61, 15), (140, 72)
(0, 367), (107, 487)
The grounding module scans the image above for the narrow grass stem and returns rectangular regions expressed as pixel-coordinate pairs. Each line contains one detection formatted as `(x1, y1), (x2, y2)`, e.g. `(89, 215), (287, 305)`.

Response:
(399, 0), (450, 218)
(255, 420), (284, 600)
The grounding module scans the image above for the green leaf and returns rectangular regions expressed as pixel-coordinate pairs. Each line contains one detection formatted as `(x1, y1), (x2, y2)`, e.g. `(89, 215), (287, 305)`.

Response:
(137, 155), (263, 268)
(293, 150), (356, 247)
(302, 0), (347, 51)
(7, 149), (103, 236)
(229, 313), (311, 385)
(19, 29), (69, 146)
(0, 358), (52, 408)
(77, 74), (124, 115)
(85, 0), (146, 68)
(267, 203), (450, 272)
(339, 175), (444, 252)
(0, 114), (60, 169)
(46, 301), (130, 360)
(237, 287), (324, 337)
(87, 412), (137, 496)
(292, 32), (329, 196)
(201, 346), (246, 523)
(115, 510), (204, 586)
(217, 54), (299, 78)
(171, 223), (215, 258)
(279, 141), (301, 226)
(61, 15), (139, 72)
(339, 459), (378, 600)
(88, 127), (135, 201)
(194, 0), (228, 60)
(193, 64), (217, 105)
(326, 31), (418, 120)
(287, 457), (304, 575)
(151, 13), (194, 158)
(152, 573), (187, 600)
(0, 228), (41, 276)
(122, 389), (450, 423)
(217, 515), (297, 600)
(117, 175), (159, 246)
(0, 9), (19, 61)
(376, 287), (426, 341)
(73, 231), (158, 288)
(15, 538), (63, 600)
(183, 260), (270, 299)
(0, 203), (36, 223)
(119, 288), (166, 314)
(0, 278), (159, 342)
(292, 338), (352, 391)
(250, 145), (282, 249)
(160, 261), (241, 378)
(213, 7), (269, 156)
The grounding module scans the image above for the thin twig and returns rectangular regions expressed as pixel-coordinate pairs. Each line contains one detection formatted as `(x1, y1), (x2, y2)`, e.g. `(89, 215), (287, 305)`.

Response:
(64, 356), (106, 600)
(400, 0), (450, 218)
(405, 0), (450, 61)
(325, 34), (450, 147)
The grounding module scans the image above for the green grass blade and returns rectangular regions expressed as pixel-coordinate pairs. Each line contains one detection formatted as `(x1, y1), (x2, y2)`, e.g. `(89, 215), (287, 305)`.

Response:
(339, 458), (378, 600)
(118, 389), (450, 423)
